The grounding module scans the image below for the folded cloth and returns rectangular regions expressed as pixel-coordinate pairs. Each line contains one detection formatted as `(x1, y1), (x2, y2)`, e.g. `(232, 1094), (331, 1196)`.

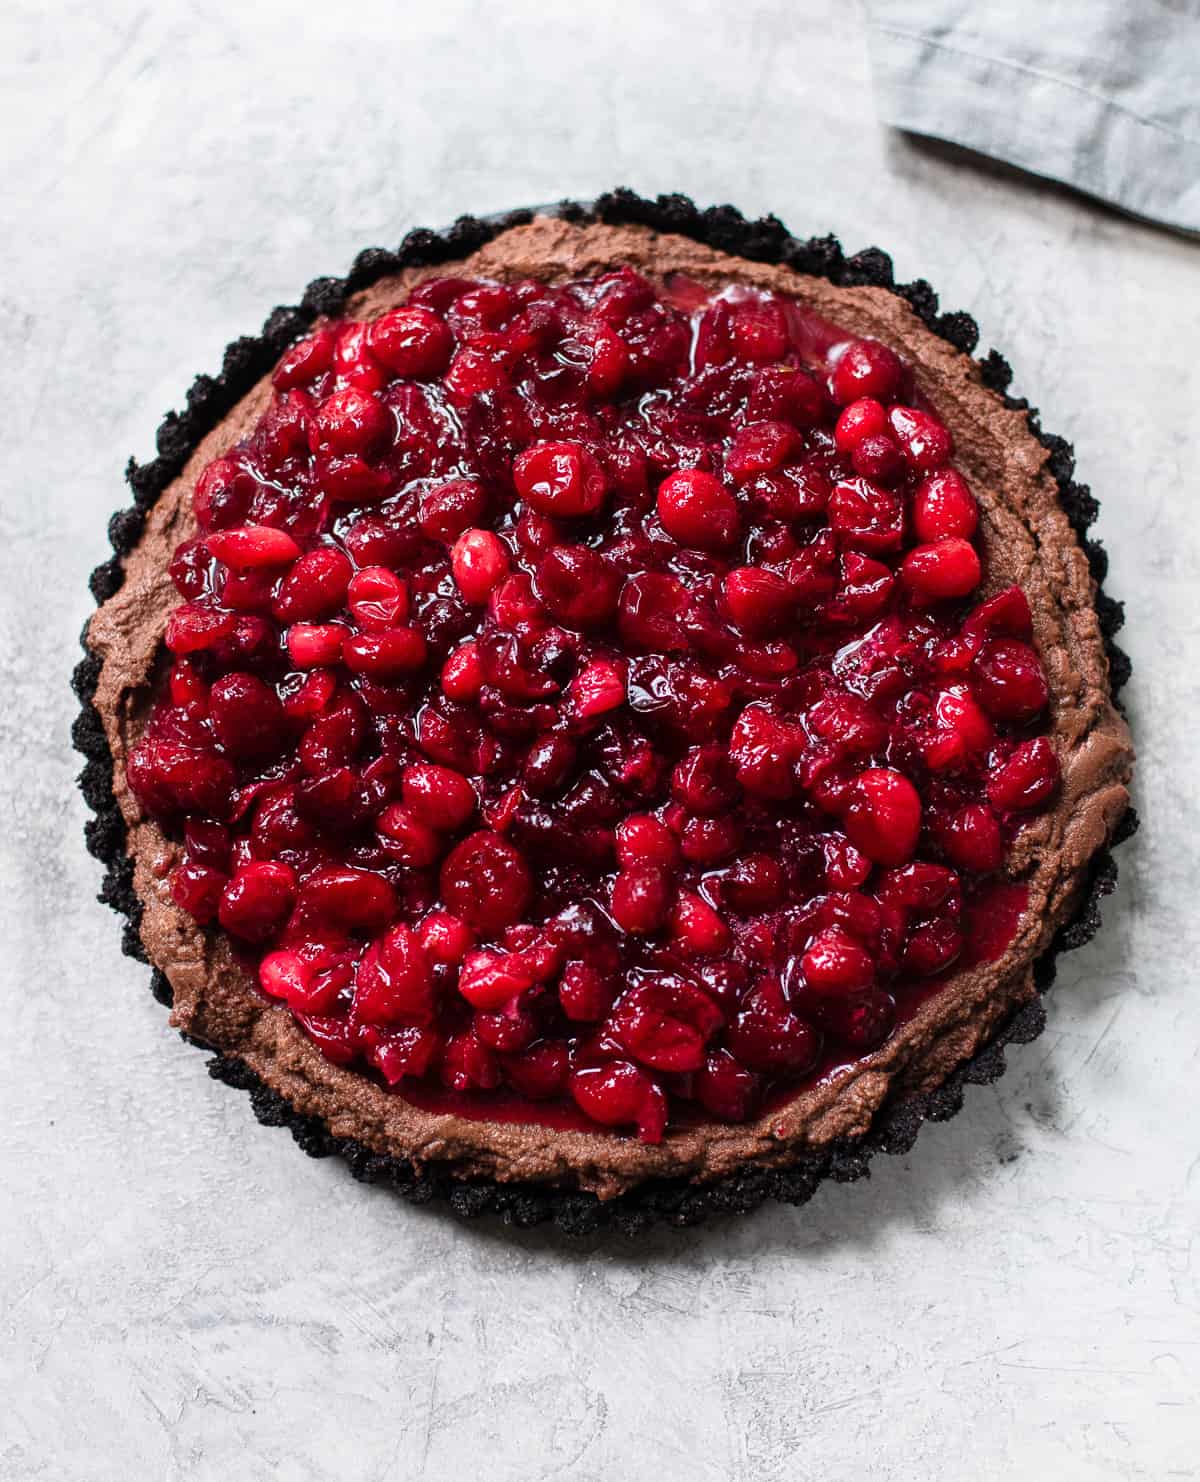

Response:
(863, 1), (1200, 233)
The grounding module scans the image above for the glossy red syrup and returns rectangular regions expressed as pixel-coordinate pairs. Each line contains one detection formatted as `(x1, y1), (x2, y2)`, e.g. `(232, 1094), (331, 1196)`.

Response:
(127, 267), (1060, 1143)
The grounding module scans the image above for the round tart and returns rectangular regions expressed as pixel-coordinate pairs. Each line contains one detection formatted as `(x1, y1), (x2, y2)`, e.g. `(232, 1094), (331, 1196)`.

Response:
(76, 193), (1134, 1232)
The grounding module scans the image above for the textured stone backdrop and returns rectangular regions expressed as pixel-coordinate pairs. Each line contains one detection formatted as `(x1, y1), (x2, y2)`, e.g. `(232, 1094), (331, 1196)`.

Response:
(2, 1), (1195, 1478)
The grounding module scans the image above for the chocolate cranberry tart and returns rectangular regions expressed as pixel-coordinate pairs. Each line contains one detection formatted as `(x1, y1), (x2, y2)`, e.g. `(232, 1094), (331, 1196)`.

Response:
(75, 193), (1134, 1233)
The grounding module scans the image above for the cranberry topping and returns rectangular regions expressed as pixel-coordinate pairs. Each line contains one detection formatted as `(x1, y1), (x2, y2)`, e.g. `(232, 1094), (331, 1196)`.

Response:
(129, 269), (1060, 1143)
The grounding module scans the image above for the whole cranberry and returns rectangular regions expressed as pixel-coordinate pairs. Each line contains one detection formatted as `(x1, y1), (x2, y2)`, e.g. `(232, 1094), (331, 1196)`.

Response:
(418, 478), (488, 543)
(730, 300), (788, 362)
(723, 853), (786, 912)
(827, 478), (904, 553)
(656, 470), (741, 550)
(441, 641), (484, 701)
(513, 441), (608, 517)
(503, 1041), (569, 1100)
(342, 516), (414, 571)
(370, 1027), (442, 1085)
(831, 339), (904, 405)
(258, 949), (313, 1007)
(912, 468), (978, 541)
(451, 529), (510, 605)
(207, 673), (285, 760)
(671, 745), (737, 815)
(169, 539), (212, 599)
(728, 703), (803, 800)
(164, 603), (236, 656)
(559, 960), (616, 1021)
(851, 433), (905, 484)
(168, 660), (208, 715)
(939, 803), (1005, 873)
(457, 949), (536, 1011)
(367, 305), (453, 378)
(746, 363), (828, 426)
(574, 322), (630, 397)
(440, 1030), (501, 1090)
(299, 867), (396, 931)
(444, 342), (511, 404)
(878, 862), (959, 911)
(821, 832), (872, 890)
(347, 567), (410, 630)
(679, 813), (741, 864)
(834, 397), (888, 453)
(812, 987), (896, 1051)
(488, 571), (544, 632)
(695, 1049), (760, 1122)
(842, 767), (922, 866)
(611, 975), (723, 1072)
(192, 457), (253, 531)
(904, 919), (964, 976)
(171, 860), (227, 923)
(988, 737), (1061, 813)
(615, 813), (680, 869)
(727, 979), (819, 1074)
(127, 738), (235, 819)
(287, 623), (345, 668)
(801, 926), (876, 995)
(569, 1061), (667, 1143)
(724, 567), (795, 635)
(333, 322), (386, 391)
(670, 893), (731, 955)
(272, 327), (336, 390)
(973, 639), (1049, 722)
(309, 387), (393, 458)
(343, 627), (427, 679)
(725, 421), (799, 482)
(418, 910), (475, 966)
(354, 923), (435, 1026)
(376, 804), (442, 867)
(933, 684), (994, 760)
(273, 547), (353, 623)
(570, 657), (627, 723)
(250, 788), (314, 856)
(963, 585), (1033, 642)
(610, 864), (674, 934)
(618, 571), (689, 652)
(807, 691), (887, 756)
(218, 861), (296, 943)
(901, 538), (982, 600)
(440, 830), (532, 932)
(888, 405), (952, 472)
(522, 733), (578, 797)
(535, 545), (621, 628)
(401, 762), (477, 831)
(474, 1004), (537, 1053)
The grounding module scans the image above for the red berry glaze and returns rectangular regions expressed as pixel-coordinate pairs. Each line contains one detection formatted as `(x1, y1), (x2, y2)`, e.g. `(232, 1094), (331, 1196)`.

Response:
(125, 267), (1061, 1142)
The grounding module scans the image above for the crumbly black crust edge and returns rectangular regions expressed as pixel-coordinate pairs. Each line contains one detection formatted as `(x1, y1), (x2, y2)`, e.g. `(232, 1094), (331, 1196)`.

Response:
(72, 189), (1136, 1236)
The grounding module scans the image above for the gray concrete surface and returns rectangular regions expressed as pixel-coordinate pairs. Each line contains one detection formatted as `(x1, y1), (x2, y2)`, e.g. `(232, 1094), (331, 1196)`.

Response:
(2, 1), (1196, 1478)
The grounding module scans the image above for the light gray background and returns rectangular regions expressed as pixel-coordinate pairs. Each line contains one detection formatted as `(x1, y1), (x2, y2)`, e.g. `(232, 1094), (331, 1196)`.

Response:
(2, 2), (1196, 1479)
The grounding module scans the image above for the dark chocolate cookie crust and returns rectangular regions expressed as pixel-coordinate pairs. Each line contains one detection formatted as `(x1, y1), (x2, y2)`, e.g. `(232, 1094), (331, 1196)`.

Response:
(72, 190), (1135, 1235)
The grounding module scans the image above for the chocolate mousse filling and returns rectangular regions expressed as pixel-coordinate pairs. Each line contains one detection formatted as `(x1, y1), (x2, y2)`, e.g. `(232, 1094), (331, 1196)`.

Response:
(75, 194), (1134, 1229)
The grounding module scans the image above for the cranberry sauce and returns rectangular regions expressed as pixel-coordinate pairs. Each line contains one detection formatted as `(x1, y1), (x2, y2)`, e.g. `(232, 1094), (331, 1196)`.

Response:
(128, 268), (1060, 1142)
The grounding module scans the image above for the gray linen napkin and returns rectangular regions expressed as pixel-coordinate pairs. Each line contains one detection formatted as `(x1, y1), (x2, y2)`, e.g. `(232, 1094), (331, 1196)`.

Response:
(863, 1), (1200, 233)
